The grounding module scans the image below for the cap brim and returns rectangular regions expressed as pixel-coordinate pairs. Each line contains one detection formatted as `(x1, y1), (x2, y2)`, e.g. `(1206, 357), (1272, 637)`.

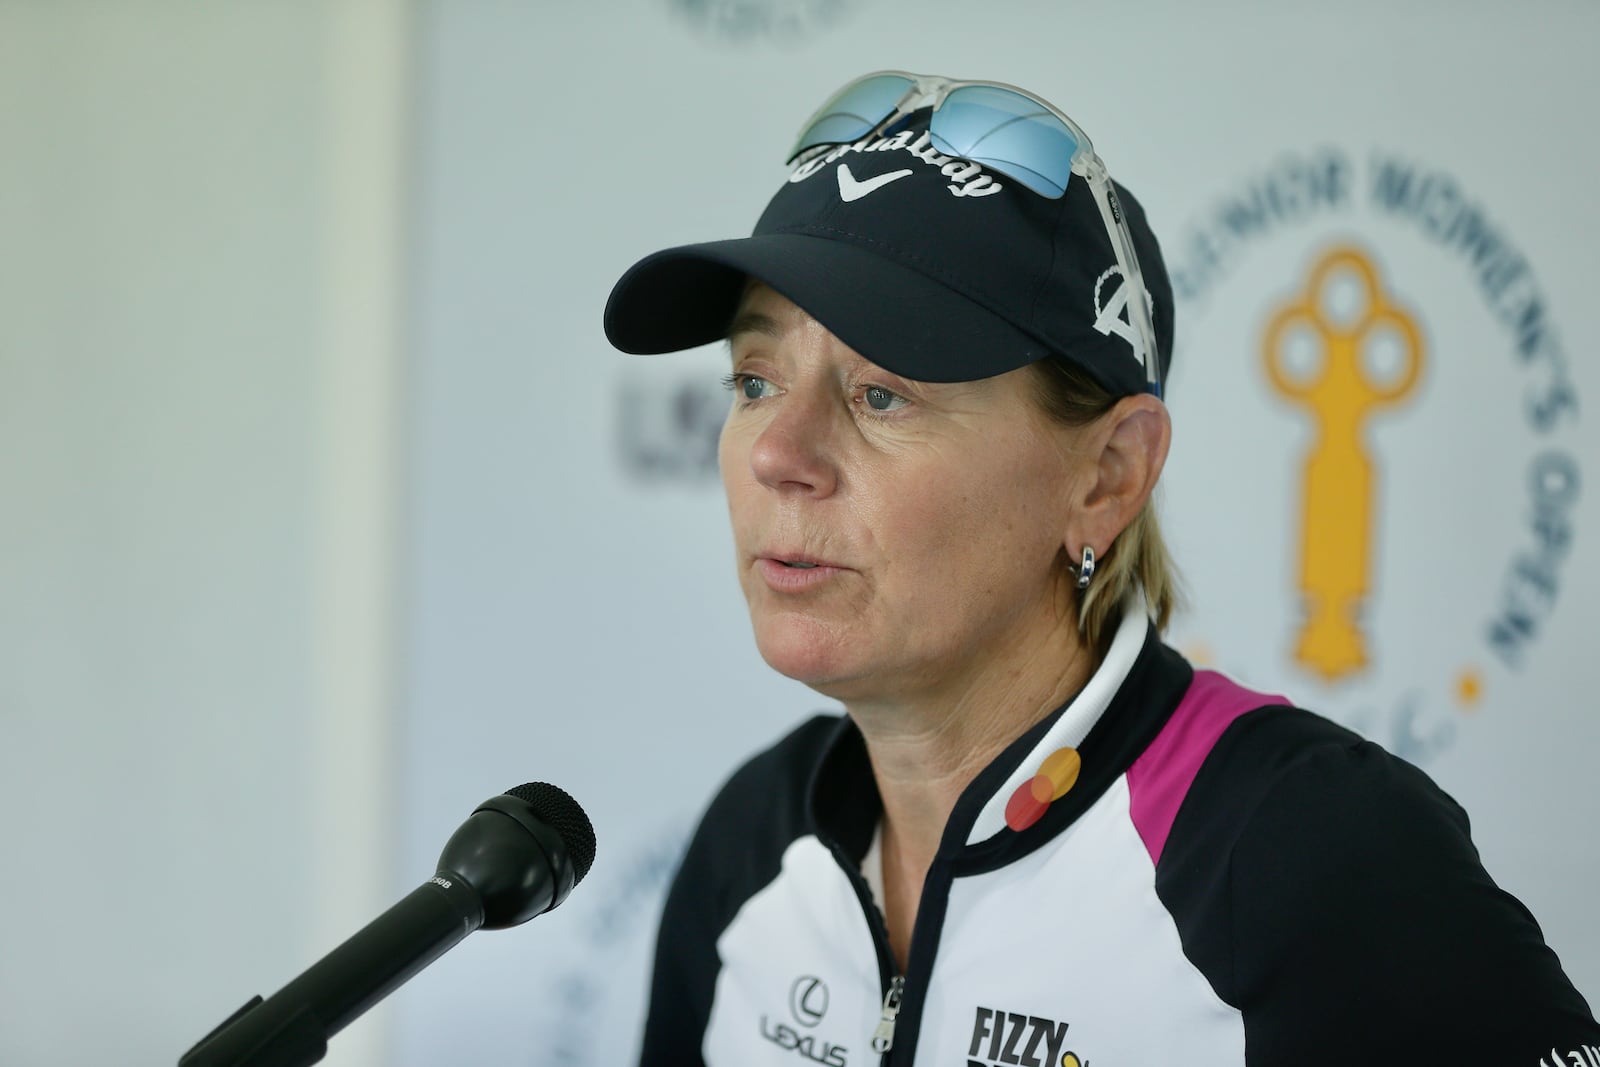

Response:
(603, 233), (1061, 383)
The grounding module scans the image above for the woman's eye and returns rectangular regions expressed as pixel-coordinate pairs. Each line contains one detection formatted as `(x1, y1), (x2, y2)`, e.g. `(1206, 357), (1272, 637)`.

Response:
(863, 385), (908, 412)
(722, 373), (775, 400)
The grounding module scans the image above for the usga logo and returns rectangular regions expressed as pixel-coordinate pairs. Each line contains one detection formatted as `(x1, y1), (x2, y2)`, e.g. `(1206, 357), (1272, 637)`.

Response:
(760, 975), (848, 1066)
(668, 0), (856, 42)
(967, 1005), (1085, 1067)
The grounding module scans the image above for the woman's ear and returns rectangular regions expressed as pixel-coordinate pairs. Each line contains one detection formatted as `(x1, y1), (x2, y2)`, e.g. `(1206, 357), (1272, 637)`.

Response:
(1066, 394), (1171, 559)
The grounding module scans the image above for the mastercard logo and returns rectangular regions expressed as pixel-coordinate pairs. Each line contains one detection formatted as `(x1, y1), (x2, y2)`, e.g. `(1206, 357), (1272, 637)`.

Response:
(1003, 746), (1082, 831)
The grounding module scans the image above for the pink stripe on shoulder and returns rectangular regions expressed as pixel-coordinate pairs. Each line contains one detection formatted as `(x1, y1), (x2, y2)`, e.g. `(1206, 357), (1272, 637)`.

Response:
(1127, 670), (1286, 866)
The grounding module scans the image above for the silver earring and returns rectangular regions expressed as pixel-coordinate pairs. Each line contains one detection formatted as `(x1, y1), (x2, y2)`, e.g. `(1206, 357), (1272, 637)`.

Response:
(1075, 546), (1096, 590)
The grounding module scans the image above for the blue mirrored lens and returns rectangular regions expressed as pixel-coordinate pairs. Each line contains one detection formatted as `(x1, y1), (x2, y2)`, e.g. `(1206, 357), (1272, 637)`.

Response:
(788, 74), (916, 161)
(928, 85), (1078, 198)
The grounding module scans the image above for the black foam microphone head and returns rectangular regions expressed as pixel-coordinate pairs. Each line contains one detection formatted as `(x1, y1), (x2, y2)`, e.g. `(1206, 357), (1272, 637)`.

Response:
(437, 781), (598, 928)
(506, 781), (597, 883)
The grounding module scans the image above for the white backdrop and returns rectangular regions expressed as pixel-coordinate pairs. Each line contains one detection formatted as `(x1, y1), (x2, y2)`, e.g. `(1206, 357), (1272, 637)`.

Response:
(391, 1), (1598, 1065)
(20, 5), (1589, 1066)
(0, 4), (404, 1065)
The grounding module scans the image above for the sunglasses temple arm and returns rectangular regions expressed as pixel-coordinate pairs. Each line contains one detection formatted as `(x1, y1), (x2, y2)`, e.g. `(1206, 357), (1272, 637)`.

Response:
(1089, 175), (1164, 398)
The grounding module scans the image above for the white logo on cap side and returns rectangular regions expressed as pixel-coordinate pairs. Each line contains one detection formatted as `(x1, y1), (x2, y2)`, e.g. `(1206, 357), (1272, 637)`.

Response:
(1092, 265), (1150, 365)
(836, 163), (914, 202)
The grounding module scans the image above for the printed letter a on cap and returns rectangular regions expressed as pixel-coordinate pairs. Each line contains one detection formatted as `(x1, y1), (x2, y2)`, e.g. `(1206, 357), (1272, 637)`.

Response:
(837, 163), (913, 202)
(1092, 265), (1150, 365)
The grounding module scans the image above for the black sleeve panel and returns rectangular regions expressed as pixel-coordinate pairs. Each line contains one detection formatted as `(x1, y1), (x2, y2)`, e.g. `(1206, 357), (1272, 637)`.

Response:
(1157, 705), (1599, 1065)
(637, 714), (842, 1067)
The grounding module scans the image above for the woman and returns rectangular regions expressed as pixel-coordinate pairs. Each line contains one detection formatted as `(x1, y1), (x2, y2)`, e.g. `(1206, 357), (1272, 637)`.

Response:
(603, 72), (1599, 1065)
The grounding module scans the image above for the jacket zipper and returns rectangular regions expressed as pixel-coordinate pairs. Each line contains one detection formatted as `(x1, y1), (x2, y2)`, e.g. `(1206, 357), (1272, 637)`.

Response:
(870, 974), (905, 1054)
(825, 839), (910, 1064)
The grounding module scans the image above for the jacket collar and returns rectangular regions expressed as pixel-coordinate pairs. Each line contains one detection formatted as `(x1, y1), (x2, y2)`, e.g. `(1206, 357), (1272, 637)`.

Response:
(807, 596), (1194, 866)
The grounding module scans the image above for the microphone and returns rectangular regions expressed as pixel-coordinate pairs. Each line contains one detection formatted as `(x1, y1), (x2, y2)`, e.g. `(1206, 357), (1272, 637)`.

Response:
(179, 782), (597, 1067)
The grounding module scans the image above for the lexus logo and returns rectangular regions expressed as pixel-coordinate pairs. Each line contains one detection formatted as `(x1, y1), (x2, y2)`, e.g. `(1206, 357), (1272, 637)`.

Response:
(788, 975), (829, 1027)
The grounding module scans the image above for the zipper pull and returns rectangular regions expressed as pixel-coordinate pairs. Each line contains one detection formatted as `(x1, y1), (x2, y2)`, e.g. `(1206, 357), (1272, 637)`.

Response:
(870, 975), (905, 1053)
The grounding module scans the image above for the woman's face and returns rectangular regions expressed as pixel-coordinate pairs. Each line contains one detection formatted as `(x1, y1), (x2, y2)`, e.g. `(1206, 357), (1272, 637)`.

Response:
(719, 284), (1092, 707)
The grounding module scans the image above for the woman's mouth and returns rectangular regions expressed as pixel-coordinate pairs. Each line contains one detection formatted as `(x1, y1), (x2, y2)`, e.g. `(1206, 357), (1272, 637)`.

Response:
(757, 557), (842, 590)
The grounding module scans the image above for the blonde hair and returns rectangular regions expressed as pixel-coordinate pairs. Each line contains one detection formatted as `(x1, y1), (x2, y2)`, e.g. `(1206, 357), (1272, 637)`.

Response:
(1030, 358), (1182, 651)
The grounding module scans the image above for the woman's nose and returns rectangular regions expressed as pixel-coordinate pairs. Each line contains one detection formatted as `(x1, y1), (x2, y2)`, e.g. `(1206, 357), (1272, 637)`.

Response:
(746, 387), (840, 497)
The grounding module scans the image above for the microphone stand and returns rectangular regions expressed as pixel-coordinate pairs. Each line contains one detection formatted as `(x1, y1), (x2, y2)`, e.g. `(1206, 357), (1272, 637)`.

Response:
(178, 788), (588, 1067)
(179, 877), (484, 1067)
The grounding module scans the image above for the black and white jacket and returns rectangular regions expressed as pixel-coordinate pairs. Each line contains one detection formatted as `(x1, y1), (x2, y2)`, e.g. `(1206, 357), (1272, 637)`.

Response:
(639, 600), (1599, 1066)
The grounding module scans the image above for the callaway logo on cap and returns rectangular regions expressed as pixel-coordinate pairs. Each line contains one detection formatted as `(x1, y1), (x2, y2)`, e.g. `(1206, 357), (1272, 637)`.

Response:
(835, 164), (912, 202)
(796, 127), (1009, 201)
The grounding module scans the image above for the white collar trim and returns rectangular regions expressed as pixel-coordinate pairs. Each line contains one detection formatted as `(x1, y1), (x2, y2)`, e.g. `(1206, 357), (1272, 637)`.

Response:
(964, 594), (1149, 845)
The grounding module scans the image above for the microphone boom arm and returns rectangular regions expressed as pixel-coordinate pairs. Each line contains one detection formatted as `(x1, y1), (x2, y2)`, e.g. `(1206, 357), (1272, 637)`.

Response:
(179, 877), (482, 1067)
(178, 787), (595, 1067)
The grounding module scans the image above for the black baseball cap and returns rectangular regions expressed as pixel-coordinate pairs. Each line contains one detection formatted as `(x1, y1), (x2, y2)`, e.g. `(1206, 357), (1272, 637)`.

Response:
(604, 109), (1173, 397)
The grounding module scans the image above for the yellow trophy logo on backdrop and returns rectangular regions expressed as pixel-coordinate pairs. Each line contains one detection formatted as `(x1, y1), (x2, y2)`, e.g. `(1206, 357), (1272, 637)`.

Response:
(1263, 246), (1424, 682)
(1168, 149), (1580, 759)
